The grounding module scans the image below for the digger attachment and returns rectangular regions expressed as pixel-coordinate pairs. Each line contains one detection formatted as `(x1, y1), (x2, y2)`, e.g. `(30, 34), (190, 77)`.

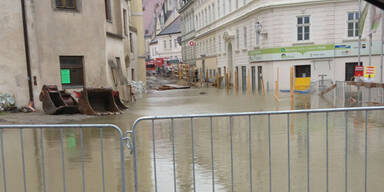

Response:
(39, 85), (79, 115)
(78, 88), (124, 115)
(113, 91), (128, 110)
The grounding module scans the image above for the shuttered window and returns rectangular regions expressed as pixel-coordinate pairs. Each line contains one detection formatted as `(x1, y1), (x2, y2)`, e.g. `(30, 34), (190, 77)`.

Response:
(55, 0), (76, 9)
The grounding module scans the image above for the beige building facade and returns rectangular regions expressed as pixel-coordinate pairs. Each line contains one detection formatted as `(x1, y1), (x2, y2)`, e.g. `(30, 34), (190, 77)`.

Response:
(0, 0), (145, 109)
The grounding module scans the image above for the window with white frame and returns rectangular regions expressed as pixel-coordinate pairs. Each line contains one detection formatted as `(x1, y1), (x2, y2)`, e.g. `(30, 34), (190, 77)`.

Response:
(297, 16), (310, 41)
(219, 35), (222, 53)
(209, 39), (212, 55)
(196, 15), (198, 29)
(347, 12), (359, 37)
(213, 37), (217, 54)
(205, 8), (208, 26)
(236, 0), (238, 9)
(228, 0), (232, 12)
(164, 40), (167, 48)
(189, 16), (192, 31)
(174, 39), (177, 47)
(212, 4), (215, 21)
(209, 6), (212, 23)
(236, 28), (240, 49)
(243, 26), (247, 48)
(243, 0), (246, 6)
(255, 22), (261, 46)
(222, 0), (225, 15)
(217, 0), (220, 18)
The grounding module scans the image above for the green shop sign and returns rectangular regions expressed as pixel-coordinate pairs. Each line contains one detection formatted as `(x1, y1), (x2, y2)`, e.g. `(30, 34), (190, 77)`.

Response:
(248, 41), (382, 62)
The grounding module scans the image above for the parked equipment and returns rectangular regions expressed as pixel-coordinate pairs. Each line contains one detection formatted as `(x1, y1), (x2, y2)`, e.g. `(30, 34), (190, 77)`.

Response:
(39, 85), (79, 115)
(113, 91), (129, 110)
(78, 88), (121, 115)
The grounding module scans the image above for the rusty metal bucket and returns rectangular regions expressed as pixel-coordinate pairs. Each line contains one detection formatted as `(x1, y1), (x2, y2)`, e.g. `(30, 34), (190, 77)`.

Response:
(78, 88), (121, 115)
(39, 85), (79, 115)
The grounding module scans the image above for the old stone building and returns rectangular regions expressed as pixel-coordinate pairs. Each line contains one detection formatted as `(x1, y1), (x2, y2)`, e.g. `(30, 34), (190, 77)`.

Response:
(180, 0), (384, 91)
(0, 0), (145, 109)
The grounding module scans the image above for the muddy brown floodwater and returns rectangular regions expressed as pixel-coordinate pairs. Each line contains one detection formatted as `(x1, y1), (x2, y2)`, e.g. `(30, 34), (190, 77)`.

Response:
(1, 87), (384, 192)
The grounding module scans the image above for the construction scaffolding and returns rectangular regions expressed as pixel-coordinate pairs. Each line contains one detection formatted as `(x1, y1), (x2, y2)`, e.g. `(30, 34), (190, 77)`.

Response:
(320, 81), (384, 107)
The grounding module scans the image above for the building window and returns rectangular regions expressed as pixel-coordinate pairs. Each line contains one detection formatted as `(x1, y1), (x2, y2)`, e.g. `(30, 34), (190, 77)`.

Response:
(123, 9), (128, 36)
(209, 6), (212, 23)
(164, 40), (167, 48)
(60, 56), (84, 88)
(130, 33), (134, 53)
(205, 8), (208, 26)
(210, 39), (213, 55)
(170, 40), (172, 48)
(243, 26), (247, 48)
(201, 12), (204, 27)
(105, 0), (112, 22)
(236, 28), (240, 49)
(196, 15), (198, 29)
(236, 0), (239, 9)
(219, 35), (222, 52)
(222, 0), (225, 15)
(228, 0), (231, 12)
(255, 22), (261, 46)
(214, 37), (216, 54)
(174, 39), (178, 47)
(217, 0), (221, 18)
(297, 16), (310, 41)
(212, 4), (215, 21)
(243, 0), (246, 6)
(348, 12), (359, 37)
(55, 0), (76, 9)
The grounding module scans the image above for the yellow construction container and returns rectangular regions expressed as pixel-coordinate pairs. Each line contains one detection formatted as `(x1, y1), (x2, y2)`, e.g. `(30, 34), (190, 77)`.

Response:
(295, 77), (311, 91)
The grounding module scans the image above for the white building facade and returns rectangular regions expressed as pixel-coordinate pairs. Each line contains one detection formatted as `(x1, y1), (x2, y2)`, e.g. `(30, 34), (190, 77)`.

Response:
(149, 17), (182, 64)
(181, 0), (384, 91)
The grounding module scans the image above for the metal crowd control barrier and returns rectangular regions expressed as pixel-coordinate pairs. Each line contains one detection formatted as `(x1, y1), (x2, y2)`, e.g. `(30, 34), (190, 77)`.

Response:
(130, 106), (384, 192)
(0, 124), (128, 192)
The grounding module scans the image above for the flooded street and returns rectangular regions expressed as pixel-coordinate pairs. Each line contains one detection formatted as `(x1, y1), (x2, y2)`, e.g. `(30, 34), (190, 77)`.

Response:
(1, 87), (384, 192)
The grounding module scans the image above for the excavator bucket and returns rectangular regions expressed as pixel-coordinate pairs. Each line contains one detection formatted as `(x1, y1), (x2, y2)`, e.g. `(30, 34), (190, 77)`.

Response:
(39, 85), (79, 115)
(78, 88), (121, 115)
(113, 91), (128, 110)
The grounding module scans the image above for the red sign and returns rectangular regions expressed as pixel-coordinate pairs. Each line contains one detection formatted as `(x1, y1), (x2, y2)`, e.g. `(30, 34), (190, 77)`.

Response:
(155, 58), (164, 67)
(189, 41), (195, 47)
(355, 66), (364, 77)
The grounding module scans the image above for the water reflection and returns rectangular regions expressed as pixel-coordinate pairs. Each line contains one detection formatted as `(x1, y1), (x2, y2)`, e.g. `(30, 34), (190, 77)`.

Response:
(0, 88), (383, 192)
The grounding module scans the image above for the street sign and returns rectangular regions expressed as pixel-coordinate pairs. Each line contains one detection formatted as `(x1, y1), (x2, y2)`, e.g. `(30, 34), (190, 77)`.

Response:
(189, 40), (195, 47)
(364, 66), (376, 78)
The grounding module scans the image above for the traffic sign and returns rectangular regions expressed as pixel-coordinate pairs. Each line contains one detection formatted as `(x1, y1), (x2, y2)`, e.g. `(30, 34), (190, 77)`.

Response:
(189, 41), (195, 47)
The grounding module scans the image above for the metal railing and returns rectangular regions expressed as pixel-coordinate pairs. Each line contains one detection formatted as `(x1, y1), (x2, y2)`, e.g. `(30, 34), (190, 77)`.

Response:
(0, 124), (128, 192)
(322, 81), (384, 107)
(130, 106), (384, 192)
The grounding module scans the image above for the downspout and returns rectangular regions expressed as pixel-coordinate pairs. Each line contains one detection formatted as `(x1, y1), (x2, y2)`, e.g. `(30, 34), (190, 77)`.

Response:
(20, 0), (34, 107)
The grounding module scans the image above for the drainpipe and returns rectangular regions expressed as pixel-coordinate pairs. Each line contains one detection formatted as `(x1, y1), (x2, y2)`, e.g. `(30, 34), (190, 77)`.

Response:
(20, 0), (34, 107)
